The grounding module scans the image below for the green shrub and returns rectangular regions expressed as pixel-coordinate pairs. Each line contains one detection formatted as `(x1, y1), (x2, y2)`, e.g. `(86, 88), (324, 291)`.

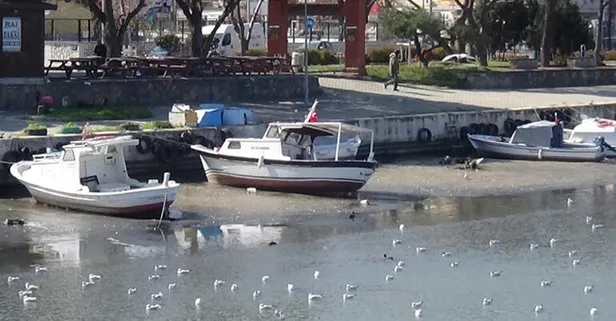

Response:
(245, 48), (267, 56)
(318, 51), (339, 65)
(141, 121), (173, 130)
(26, 122), (47, 130)
(307, 49), (321, 65)
(367, 46), (397, 64)
(426, 47), (448, 61)
(119, 122), (140, 131)
(155, 34), (181, 52)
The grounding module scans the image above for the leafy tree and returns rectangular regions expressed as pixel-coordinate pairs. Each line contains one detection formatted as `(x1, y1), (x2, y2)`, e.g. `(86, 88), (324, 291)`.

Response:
(593, 0), (612, 64)
(80, 0), (147, 57)
(380, 8), (448, 66)
(486, 0), (529, 57)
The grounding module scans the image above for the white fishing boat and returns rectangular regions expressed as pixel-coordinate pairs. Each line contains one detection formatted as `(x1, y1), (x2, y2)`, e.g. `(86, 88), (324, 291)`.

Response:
(467, 120), (605, 162)
(564, 117), (616, 157)
(191, 121), (377, 195)
(10, 135), (180, 218)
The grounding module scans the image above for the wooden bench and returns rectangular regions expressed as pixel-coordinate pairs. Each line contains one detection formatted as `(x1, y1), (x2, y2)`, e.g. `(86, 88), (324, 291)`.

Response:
(45, 59), (73, 78)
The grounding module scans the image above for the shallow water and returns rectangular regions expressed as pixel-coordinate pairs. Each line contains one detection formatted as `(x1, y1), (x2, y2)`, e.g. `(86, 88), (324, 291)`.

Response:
(1, 184), (616, 321)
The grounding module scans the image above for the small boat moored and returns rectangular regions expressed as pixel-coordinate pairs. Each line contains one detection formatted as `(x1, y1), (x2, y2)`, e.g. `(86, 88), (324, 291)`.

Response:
(467, 120), (605, 162)
(10, 135), (180, 218)
(191, 120), (377, 195)
(564, 117), (616, 157)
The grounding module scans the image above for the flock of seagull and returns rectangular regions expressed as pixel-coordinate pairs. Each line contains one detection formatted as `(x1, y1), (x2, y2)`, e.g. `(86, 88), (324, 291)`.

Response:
(3, 196), (608, 319)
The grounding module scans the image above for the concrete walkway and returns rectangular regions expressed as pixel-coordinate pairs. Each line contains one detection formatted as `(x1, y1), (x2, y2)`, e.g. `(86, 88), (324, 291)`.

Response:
(2, 77), (616, 137)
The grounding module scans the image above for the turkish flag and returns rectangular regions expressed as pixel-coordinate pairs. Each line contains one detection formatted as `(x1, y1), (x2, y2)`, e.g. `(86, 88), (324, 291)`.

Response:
(308, 112), (318, 123)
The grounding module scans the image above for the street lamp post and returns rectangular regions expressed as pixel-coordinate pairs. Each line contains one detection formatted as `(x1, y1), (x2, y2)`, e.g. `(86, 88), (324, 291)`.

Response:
(304, 0), (309, 107)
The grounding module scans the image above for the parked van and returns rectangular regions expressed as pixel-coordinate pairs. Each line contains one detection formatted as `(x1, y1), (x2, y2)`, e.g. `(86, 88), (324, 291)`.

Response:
(202, 23), (266, 57)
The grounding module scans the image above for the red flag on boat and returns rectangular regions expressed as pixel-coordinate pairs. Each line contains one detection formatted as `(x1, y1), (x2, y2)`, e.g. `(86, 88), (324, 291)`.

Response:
(308, 111), (318, 122)
(304, 100), (319, 123)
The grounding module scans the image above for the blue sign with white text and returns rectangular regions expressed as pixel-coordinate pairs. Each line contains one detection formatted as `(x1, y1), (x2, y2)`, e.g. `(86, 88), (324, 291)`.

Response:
(305, 17), (315, 30)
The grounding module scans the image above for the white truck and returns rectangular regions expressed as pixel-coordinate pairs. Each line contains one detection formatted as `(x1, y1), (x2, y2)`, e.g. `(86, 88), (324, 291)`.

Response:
(202, 23), (266, 57)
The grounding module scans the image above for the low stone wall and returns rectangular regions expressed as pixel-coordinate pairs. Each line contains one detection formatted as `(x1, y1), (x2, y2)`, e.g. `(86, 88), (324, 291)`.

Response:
(463, 68), (616, 89)
(0, 75), (321, 110)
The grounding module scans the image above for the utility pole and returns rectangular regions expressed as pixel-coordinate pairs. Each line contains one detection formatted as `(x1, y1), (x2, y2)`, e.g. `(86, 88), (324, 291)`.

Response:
(304, 0), (309, 107)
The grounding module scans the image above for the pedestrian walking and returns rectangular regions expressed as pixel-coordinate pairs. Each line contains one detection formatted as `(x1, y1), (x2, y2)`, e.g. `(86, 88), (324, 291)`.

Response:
(384, 49), (400, 91)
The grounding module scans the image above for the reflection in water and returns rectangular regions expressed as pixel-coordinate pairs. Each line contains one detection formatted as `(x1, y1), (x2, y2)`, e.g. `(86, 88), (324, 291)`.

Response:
(2, 186), (616, 320)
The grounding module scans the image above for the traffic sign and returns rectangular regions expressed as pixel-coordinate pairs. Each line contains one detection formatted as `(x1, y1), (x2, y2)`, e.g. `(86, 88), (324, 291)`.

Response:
(305, 17), (315, 30)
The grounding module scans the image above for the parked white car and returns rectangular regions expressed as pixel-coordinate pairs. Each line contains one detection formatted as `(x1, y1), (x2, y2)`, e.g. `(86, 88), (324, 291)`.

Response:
(442, 53), (477, 64)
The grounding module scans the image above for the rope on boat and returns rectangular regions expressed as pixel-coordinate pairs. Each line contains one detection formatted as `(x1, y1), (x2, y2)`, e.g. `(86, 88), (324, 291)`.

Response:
(155, 193), (167, 231)
(0, 160), (17, 165)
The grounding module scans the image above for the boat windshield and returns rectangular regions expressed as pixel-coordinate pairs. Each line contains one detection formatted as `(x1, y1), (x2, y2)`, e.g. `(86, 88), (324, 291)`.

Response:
(264, 125), (281, 138)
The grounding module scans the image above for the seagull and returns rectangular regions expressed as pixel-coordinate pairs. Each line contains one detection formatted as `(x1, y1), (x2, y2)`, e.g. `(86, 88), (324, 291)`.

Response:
(450, 261), (459, 268)
(360, 199), (369, 206)
(540, 280), (552, 287)
(343, 293), (354, 301)
(584, 285), (593, 293)
(18, 290), (33, 298)
(490, 270), (502, 277)
(482, 298), (493, 306)
(308, 293), (323, 301)
(590, 307), (598, 316)
(346, 284), (358, 292)
(416, 247), (427, 253)
(262, 275), (270, 284)
(399, 224), (405, 232)
(394, 265), (403, 272)
(154, 264), (167, 271)
(177, 268), (190, 275)
(549, 238), (557, 248)
(411, 301), (423, 309)
(567, 197), (573, 208)
(592, 224), (604, 232)
(259, 303), (274, 312)
(397, 260), (405, 267)
(230, 283), (238, 292)
(168, 283), (177, 291)
(586, 216), (593, 225)
(529, 243), (539, 251)
(25, 283), (38, 291)
(81, 281), (94, 288)
(22, 295), (37, 304)
(194, 298), (201, 307)
(150, 291), (164, 301)
(569, 250), (578, 257)
(313, 270), (320, 279)
(146, 303), (161, 311)
(287, 284), (294, 292)
(442, 251), (452, 257)
(127, 288), (137, 295)
(88, 274), (102, 282)
(34, 266), (47, 273)
(393, 239), (402, 247)
(534, 304), (544, 313)
(214, 279), (225, 288)
(148, 275), (160, 280)
(253, 290), (261, 300)
(414, 308), (423, 318)
(7, 276), (19, 283)
(385, 274), (394, 281)
(489, 240), (499, 247)
(573, 258), (582, 266)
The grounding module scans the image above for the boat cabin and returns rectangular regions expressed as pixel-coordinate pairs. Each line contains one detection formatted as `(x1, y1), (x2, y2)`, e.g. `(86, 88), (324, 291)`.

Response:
(26, 136), (143, 193)
(217, 122), (374, 161)
(510, 121), (564, 147)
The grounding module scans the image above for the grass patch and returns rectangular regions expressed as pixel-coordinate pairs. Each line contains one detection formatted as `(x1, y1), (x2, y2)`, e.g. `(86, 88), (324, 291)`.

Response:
(141, 121), (173, 130)
(42, 106), (153, 121)
(25, 122), (47, 130)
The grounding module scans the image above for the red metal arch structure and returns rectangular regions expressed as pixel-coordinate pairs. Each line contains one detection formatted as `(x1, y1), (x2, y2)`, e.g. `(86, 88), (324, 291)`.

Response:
(268, 0), (376, 75)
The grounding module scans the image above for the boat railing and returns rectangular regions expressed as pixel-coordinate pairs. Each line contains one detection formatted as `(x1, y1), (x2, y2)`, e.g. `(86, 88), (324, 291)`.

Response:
(33, 152), (62, 161)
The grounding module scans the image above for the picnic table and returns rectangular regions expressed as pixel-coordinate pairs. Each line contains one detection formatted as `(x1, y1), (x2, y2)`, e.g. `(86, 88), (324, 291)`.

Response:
(99, 57), (144, 78)
(45, 56), (104, 79)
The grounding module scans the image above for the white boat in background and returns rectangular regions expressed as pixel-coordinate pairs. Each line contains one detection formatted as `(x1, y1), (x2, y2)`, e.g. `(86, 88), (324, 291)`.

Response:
(468, 120), (605, 162)
(191, 121), (377, 195)
(564, 117), (616, 157)
(10, 136), (180, 218)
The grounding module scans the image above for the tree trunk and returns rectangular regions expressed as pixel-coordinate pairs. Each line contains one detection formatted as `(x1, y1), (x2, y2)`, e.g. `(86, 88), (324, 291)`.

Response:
(595, 1), (607, 65)
(413, 34), (428, 67)
(540, 0), (555, 67)
(608, 0), (613, 50)
(190, 16), (203, 56)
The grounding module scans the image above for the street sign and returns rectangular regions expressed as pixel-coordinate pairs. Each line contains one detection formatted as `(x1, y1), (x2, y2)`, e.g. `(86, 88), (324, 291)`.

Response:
(305, 16), (315, 30)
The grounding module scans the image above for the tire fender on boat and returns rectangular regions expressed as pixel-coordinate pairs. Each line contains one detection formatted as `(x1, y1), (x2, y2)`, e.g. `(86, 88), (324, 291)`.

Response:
(179, 131), (195, 145)
(136, 136), (152, 154)
(459, 126), (471, 143)
(217, 129), (232, 146)
(487, 123), (499, 136)
(193, 135), (216, 149)
(469, 123), (481, 135)
(503, 118), (516, 135)
(153, 141), (179, 163)
(416, 128), (432, 143)
(19, 146), (32, 161)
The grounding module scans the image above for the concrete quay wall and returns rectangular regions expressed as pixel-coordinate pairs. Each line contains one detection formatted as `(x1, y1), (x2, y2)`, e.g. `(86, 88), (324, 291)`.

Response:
(0, 75), (321, 110)
(464, 68), (616, 89)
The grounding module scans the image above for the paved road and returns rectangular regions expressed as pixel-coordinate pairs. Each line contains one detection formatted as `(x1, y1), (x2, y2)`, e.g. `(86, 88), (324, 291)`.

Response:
(3, 77), (616, 136)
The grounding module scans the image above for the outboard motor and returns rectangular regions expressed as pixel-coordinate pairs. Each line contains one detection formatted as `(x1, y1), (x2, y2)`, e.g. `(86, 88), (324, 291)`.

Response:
(594, 136), (605, 147)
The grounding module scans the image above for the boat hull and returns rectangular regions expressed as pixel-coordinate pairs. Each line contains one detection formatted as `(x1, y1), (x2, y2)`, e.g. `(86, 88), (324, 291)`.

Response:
(11, 163), (179, 219)
(196, 150), (376, 194)
(468, 135), (605, 162)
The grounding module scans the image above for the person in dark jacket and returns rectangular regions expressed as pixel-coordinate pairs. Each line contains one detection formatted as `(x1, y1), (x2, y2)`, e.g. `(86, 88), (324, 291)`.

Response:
(384, 49), (400, 91)
(94, 41), (107, 59)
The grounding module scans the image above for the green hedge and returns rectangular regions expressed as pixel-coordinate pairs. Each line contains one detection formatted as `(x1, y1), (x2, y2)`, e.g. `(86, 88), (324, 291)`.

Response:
(307, 49), (339, 65)
(245, 48), (267, 56)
